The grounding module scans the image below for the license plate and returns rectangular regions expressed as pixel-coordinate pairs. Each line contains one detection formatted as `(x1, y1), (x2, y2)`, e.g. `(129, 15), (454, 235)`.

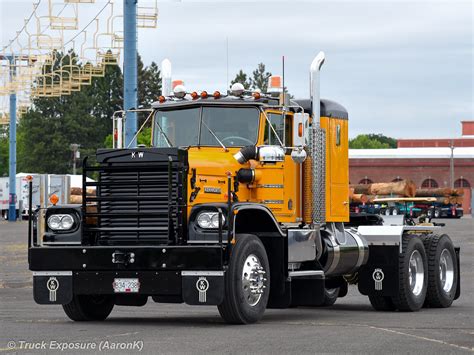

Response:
(112, 278), (140, 293)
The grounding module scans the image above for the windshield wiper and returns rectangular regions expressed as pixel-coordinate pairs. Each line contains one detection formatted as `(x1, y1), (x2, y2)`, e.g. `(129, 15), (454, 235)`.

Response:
(154, 119), (173, 147)
(201, 120), (227, 151)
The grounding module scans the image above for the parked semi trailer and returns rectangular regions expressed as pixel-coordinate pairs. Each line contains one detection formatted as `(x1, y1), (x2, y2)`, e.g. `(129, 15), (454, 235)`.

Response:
(28, 53), (460, 324)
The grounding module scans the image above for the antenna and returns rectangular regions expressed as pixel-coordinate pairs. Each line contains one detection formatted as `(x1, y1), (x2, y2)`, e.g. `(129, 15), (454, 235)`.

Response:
(282, 55), (285, 106)
(226, 36), (229, 90)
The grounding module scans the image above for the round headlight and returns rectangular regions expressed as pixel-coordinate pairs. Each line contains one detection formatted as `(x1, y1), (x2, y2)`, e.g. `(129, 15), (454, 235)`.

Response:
(197, 212), (212, 229)
(61, 214), (74, 230)
(48, 215), (62, 230)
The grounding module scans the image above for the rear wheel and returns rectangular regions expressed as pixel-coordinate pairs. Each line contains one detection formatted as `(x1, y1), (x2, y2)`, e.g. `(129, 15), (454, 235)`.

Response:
(392, 236), (428, 311)
(434, 209), (441, 218)
(369, 295), (396, 311)
(218, 234), (270, 324)
(63, 295), (115, 321)
(423, 234), (458, 308)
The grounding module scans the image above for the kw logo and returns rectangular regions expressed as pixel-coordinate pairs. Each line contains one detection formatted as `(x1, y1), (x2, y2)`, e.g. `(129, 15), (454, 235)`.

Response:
(131, 152), (144, 159)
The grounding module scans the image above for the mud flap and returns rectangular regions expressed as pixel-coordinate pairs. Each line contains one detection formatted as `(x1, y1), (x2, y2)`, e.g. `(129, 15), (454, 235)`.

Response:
(182, 271), (224, 305)
(357, 246), (399, 297)
(33, 272), (73, 305)
(454, 247), (461, 300)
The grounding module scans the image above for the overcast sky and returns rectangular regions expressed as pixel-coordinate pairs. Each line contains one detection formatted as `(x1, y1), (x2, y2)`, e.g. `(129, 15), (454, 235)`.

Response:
(1, 0), (473, 139)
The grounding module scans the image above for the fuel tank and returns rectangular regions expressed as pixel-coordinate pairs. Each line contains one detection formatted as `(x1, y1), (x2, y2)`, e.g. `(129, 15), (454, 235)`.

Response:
(320, 222), (368, 276)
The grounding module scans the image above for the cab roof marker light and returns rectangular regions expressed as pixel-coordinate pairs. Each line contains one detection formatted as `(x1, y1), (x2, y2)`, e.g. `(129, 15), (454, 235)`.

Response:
(213, 91), (221, 99)
(201, 91), (208, 99)
(191, 91), (199, 100)
(230, 83), (245, 96)
(173, 84), (187, 98)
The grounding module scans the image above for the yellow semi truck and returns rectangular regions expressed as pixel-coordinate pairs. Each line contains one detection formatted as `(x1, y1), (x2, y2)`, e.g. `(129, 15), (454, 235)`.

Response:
(28, 52), (460, 324)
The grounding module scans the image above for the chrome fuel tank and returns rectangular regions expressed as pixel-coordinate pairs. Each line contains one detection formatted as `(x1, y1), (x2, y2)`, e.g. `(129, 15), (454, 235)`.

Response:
(320, 223), (368, 276)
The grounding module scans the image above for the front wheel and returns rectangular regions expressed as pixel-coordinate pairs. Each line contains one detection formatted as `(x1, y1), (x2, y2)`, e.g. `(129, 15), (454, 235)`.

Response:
(218, 234), (270, 324)
(63, 295), (115, 321)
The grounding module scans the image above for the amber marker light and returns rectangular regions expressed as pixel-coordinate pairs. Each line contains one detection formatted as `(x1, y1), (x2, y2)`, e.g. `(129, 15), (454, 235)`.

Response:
(298, 123), (303, 137)
(49, 194), (59, 206)
(158, 95), (166, 103)
(201, 91), (208, 99)
(213, 91), (221, 99)
(252, 92), (261, 100)
(191, 91), (199, 100)
(26, 175), (33, 182)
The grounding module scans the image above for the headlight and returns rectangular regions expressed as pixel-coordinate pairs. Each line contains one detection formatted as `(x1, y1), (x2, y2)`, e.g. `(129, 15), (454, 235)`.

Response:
(196, 212), (225, 229)
(47, 214), (75, 231)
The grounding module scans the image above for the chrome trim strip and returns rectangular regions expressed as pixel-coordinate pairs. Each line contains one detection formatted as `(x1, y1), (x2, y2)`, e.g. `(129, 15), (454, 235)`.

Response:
(181, 271), (224, 276)
(289, 270), (324, 278)
(32, 271), (72, 276)
(256, 184), (284, 189)
(261, 200), (284, 204)
(42, 242), (81, 245)
(186, 240), (228, 244)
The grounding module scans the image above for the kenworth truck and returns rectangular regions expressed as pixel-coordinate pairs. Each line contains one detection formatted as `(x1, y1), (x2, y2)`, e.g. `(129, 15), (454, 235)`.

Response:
(28, 53), (460, 324)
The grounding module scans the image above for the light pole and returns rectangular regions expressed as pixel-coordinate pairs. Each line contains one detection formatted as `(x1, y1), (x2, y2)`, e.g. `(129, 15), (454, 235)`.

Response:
(124, 0), (138, 148)
(70, 144), (80, 175)
(449, 139), (454, 189)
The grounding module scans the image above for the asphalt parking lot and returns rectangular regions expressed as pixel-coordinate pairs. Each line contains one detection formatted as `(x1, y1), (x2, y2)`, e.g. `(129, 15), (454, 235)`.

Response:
(1, 218), (473, 354)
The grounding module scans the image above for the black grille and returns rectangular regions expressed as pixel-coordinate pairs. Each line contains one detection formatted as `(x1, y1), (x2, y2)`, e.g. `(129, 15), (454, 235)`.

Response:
(82, 148), (187, 245)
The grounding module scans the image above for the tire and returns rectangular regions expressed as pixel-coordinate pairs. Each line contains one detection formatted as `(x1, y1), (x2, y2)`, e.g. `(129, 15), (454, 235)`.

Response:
(391, 235), (428, 311)
(384, 209), (390, 216)
(369, 295), (397, 311)
(392, 208), (398, 216)
(218, 234), (270, 324)
(63, 295), (115, 321)
(422, 234), (458, 308)
(427, 209), (433, 219)
(320, 287), (340, 306)
(434, 209), (441, 218)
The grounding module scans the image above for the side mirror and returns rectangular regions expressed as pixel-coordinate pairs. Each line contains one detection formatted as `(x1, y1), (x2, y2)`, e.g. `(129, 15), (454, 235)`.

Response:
(292, 112), (310, 148)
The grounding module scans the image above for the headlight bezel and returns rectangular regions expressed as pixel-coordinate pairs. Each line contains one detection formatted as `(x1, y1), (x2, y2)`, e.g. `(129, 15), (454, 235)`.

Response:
(196, 211), (226, 229)
(47, 213), (77, 231)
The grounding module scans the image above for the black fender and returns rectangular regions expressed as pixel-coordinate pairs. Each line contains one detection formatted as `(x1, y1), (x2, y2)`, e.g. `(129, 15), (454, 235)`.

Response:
(188, 202), (289, 307)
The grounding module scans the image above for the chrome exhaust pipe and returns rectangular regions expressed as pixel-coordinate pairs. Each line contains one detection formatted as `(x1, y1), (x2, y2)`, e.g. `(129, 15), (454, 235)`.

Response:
(161, 58), (172, 96)
(309, 52), (326, 225)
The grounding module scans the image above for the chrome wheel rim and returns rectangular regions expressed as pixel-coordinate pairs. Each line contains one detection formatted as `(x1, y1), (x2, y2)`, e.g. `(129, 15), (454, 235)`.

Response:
(408, 250), (424, 296)
(242, 254), (266, 306)
(439, 249), (454, 293)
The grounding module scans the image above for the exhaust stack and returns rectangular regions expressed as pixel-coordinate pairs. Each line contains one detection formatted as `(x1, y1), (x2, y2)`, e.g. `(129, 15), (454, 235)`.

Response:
(309, 51), (326, 225)
(310, 52), (325, 128)
(161, 59), (172, 96)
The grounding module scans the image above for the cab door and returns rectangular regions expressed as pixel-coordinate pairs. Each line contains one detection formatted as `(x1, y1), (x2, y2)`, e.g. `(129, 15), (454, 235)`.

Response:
(257, 111), (300, 223)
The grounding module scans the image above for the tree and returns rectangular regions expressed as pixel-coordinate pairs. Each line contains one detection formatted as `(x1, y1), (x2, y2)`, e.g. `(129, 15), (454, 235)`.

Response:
(230, 70), (252, 90)
(349, 134), (397, 149)
(251, 63), (271, 92)
(17, 52), (123, 174)
(138, 55), (162, 108)
(0, 127), (8, 176)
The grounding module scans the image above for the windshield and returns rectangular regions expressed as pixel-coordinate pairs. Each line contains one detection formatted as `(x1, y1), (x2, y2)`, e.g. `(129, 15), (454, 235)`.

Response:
(153, 106), (259, 147)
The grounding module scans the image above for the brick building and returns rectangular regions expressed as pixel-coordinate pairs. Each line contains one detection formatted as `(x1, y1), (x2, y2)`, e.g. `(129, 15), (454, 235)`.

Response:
(349, 121), (474, 214)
